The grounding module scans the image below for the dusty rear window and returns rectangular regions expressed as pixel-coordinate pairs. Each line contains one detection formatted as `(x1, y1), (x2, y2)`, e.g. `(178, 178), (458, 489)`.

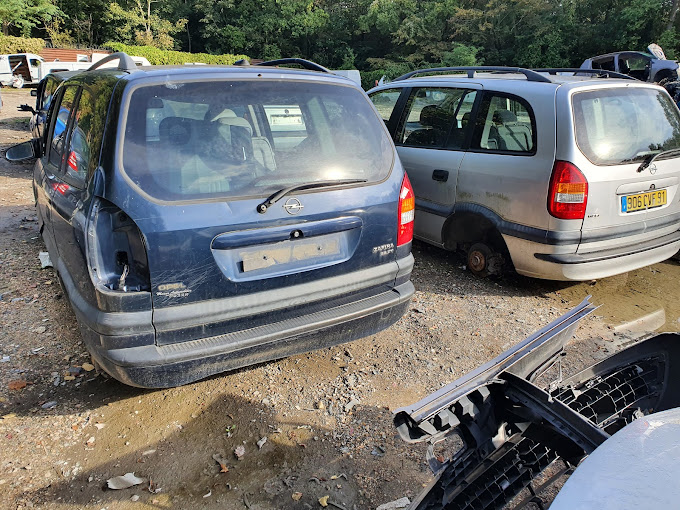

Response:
(573, 87), (680, 165)
(121, 80), (393, 201)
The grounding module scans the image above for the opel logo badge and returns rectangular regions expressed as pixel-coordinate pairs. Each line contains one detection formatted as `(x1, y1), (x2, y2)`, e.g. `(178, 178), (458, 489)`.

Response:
(283, 197), (304, 215)
(649, 163), (657, 175)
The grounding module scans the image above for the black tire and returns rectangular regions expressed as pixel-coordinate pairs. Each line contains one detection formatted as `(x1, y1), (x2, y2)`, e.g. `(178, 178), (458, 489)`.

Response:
(467, 243), (493, 277)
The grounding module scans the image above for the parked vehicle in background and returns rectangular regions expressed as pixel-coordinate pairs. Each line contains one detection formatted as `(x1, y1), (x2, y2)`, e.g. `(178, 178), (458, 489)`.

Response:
(368, 66), (680, 281)
(0, 53), (151, 88)
(0, 53), (44, 87)
(91, 54), (151, 68)
(5, 53), (414, 388)
(580, 46), (679, 83)
(396, 297), (680, 510)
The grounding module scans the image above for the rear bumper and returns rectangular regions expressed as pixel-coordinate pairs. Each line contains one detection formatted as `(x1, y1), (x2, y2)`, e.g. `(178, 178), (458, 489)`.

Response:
(83, 280), (414, 388)
(504, 230), (680, 280)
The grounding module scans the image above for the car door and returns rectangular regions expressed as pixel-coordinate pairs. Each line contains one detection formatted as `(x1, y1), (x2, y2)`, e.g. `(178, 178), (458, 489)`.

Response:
(38, 85), (79, 267)
(48, 86), (102, 300)
(392, 86), (480, 244)
(34, 85), (76, 252)
(456, 91), (548, 231)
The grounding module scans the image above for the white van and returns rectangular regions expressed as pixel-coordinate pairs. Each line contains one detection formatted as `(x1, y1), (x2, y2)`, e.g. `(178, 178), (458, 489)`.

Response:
(0, 53), (43, 87)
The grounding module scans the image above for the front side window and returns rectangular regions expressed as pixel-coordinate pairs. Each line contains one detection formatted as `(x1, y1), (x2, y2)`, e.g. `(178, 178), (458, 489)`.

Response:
(122, 80), (393, 201)
(369, 88), (402, 123)
(396, 87), (472, 148)
(48, 86), (78, 168)
(573, 87), (680, 165)
(41, 78), (58, 111)
(470, 93), (535, 154)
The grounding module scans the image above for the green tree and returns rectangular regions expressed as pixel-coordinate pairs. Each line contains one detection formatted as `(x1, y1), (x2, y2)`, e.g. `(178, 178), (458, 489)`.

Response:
(0, 0), (61, 36)
(106, 0), (186, 49)
(195, 0), (329, 58)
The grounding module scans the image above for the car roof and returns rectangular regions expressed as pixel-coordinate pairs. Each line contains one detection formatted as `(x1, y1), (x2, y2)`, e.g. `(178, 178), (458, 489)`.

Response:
(60, 53), (358, 89)
(47, 70), (83, 82)
(114, 64), (355, 85)
(369, 72), (654, 92)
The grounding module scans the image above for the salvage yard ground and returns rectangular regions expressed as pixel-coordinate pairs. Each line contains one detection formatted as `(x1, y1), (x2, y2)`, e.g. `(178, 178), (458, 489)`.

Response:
(1, 88), (679, 510)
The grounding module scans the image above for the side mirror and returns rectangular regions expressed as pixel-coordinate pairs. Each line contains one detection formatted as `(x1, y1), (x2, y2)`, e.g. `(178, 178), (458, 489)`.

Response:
(18, 104), (36, 114)
(5, 140), (37, 162)
(31, 89), (37, 97)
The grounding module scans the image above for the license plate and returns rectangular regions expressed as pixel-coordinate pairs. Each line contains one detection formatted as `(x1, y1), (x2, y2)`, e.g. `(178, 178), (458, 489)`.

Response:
(621, 189), (667, 213)
(241, 238), (341, 272)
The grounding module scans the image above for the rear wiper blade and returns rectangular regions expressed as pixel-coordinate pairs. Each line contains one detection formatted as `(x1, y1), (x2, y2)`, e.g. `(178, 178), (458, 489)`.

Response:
(256, 179), (367, 214)
(637, 148), (680, 173)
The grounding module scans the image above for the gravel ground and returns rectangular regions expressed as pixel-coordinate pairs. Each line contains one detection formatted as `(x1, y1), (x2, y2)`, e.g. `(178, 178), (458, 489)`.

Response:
(0, 88), (663, 510)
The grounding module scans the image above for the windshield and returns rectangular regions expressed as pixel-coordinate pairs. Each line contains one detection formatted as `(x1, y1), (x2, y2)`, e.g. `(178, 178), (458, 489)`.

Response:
(121, 80), (393, 201)
(572, 87), (680, 165)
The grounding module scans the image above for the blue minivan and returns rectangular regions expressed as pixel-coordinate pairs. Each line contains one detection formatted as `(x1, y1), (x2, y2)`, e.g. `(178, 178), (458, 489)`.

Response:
(7, 54), (415, 387)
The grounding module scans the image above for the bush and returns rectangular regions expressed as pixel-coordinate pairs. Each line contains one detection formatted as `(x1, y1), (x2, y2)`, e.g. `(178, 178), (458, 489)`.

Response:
(104, 42), (248, 65)
(0, 36), (45, 55)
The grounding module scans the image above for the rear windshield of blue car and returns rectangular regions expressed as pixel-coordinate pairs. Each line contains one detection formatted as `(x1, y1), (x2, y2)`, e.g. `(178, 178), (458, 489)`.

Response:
(120, 79), (394, 201)
(573, 87), (680, 165)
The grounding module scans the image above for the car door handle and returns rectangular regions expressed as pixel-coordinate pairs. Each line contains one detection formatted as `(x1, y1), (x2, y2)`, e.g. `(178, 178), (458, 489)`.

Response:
(432, 170), (449, 182)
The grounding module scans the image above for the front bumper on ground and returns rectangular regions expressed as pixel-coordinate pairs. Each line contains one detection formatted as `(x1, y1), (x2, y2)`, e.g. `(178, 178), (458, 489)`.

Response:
(396, 297), (680, 510)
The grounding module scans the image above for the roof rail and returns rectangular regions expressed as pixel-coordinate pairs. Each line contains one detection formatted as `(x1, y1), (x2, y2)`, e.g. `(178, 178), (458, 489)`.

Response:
(87, 52), (138, 72)
(256, 58), (330, 73)
(533, 68), (637, 80)
(393, 66), (552, 83)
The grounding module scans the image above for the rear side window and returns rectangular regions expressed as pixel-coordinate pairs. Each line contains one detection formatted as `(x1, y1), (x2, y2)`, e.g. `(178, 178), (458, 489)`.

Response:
(470, 93), (535, 154)
(122, 80), (393, 202)
(63, 89), (96, 185)
(369, 88), (401, 123)
(573, 88), (680, 165)
(395, 87), (476, 149)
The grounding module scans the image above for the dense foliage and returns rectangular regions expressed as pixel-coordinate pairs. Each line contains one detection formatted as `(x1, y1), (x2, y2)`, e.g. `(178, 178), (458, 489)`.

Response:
(106, 42), (247, 65)
(0, 34), (45, 54)
(3, 0), (680, 81)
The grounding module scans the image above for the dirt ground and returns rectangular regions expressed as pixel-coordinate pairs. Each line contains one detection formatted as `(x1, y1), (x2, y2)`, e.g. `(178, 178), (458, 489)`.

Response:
(1, 88), (678, 510)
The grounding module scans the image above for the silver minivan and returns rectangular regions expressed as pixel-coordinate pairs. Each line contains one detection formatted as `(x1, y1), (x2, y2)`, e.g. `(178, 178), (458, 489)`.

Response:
(369, 67), (680, 281)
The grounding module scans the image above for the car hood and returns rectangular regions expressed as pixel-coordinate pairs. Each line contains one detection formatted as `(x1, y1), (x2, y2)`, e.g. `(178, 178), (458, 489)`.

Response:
(551, 407), (680, 510)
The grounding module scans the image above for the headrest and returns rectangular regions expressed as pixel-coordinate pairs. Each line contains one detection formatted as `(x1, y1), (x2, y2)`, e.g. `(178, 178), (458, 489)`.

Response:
(216, 115), (253, 136)
(205, 108), (237, 121)
(493, 109), (517, 125)
(159, 117), (191, 145)
(420, 105), (449, 128)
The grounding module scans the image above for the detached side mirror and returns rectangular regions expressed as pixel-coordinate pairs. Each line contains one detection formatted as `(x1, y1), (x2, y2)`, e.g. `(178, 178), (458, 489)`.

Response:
(31, 89), (37, 97)
(5, 140), (38, 162)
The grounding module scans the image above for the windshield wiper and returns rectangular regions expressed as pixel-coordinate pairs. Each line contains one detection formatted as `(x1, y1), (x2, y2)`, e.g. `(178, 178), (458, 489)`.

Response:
(637, 148), (680, 173)
(256, 179), (367, 214)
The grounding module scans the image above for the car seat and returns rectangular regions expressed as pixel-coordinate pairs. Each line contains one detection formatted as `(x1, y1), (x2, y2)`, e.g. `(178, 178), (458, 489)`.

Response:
(493, 109), (532, 152)
(405, 105), (451, 147)
(206, 108), (276, 172)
